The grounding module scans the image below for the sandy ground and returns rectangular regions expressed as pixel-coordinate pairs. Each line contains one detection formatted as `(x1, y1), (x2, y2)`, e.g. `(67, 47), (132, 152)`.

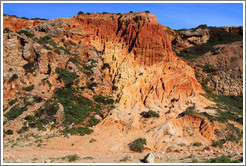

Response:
(3, 134), (243, 164)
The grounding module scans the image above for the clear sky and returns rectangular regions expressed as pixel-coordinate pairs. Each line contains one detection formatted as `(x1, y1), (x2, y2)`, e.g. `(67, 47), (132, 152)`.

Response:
(3, 2), (243, 29)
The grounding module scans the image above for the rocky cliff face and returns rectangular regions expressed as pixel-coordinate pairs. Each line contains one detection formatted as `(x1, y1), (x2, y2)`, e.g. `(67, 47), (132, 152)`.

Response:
(3, 14), (43, 32)
(164, 25), (243, 52)
(3, 13), (242, 153)
(164, 25), (243, 96)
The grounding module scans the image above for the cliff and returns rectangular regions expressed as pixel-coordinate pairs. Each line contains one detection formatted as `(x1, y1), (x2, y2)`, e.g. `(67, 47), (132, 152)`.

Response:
(3, 12), (242, 156)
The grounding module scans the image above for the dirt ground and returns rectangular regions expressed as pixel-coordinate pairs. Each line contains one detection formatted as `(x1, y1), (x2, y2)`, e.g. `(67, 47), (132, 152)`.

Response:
(3, 134), (243, 163)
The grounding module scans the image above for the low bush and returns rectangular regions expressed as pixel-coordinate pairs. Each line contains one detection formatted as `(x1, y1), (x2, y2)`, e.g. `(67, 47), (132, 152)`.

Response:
(78, 11), (84, 15)
(37, 36), (56, 47)
(208, 27), (242, 45)
(17, 30), (34, 37)
(17, 126), (29, 134)
(20, 17), (29, 20)
(193, 142), (203, 146)
(22, 85), (34, 91)
(86, 82), (97, 90)
(93, 94), (114, 105)
(24, 115), (36, 122)
(101, 63), (110, 70)
(5, 129), (14, 135)
(209, 155), (241, 163)
(33, 95), (43, 103)
(200, 64), (217, 73)
(30, 17), (47, 20)
(129, 138), (147, 153)
(55, 87), (93, 125)
(9, 98), (18, 106)
(54, 46), (70, 55)
(3, 28), (10, 33)
(5, 104), (28, 120)
(177, 44), (215, 60)
(55, 67), (78, 85)
(212, 139), (226, 148)
(140, 110), (160, 118)
(62, 154), (80, 162)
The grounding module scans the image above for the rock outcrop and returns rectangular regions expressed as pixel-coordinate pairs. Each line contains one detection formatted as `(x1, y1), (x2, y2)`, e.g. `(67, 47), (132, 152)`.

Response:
(3, 14), (43, 32)
(3, 12), (230, 153)
(164, 25), (243, 96)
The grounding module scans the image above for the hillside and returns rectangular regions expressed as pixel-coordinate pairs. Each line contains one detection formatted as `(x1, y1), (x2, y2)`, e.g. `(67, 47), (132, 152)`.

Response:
(3, 13), (243, 163)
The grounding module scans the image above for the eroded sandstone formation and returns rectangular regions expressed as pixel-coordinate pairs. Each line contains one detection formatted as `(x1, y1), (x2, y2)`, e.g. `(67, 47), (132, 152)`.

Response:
(3, 12), (241, 153)
(3, 14), (43, 32)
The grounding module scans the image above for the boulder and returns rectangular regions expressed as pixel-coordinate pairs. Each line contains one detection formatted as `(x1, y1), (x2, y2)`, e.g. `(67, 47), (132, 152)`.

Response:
(144, 153), (154, 163)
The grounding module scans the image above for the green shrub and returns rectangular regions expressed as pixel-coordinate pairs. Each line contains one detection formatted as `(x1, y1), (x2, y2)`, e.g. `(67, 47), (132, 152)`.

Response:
(212, 139), (226, 148)
(20, 17), (29, 20)
(93, 94), (114, 105)
(17, 126), (29, 134)
(22, 85), (34, 91)
(5, 129), (14, 135)
(55, 87), (93, 125)
(209, 155), (241, 163)
(140, 110), (160, 118)
(9, 98), (18, 106)
(78, 11), (84, 15)
(30, 17), (47, 20)
(145, 10), (150, 13)
(129, 138), (147, 153)
(54, 46), (70, 55)
(196, 24), (208, 29)
(193, 142), (202, 146)
(3, 28), (10, 33)
(82, 157), (93, 160)
(208, 27), (242, 45)
(86, 82), (97, 90)
(33, 95), (43, 103)
(101, 63), (110, 70)
(35, 102), (59, 118)
(62, 154), (80, 162)
(87, 116), (100, 127)
(17, 30), (34, 37)
(177, 44), (215, 60)
(55, 67), (78, 85)
(93, 94), (106, 103)
(186, 106), (195, 112)
(199, 112), (215, 121)
(225, 123), (243, 142)
(24, 115), (36, 122)
(5, 104), (28, 120)
(200, 64), (218, 73)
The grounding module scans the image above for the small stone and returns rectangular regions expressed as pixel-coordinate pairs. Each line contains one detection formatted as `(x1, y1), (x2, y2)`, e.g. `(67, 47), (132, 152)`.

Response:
(44, 159), (51, 163)
(94, 114), (101, 120)
(161, 152), (165, 154)
(144, 153), (155, 163)
(129, 155), (133, 160)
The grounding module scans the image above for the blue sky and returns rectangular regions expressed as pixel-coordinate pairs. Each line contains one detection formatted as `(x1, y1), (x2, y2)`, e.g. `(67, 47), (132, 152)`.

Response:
(3, 3), (243, 29)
